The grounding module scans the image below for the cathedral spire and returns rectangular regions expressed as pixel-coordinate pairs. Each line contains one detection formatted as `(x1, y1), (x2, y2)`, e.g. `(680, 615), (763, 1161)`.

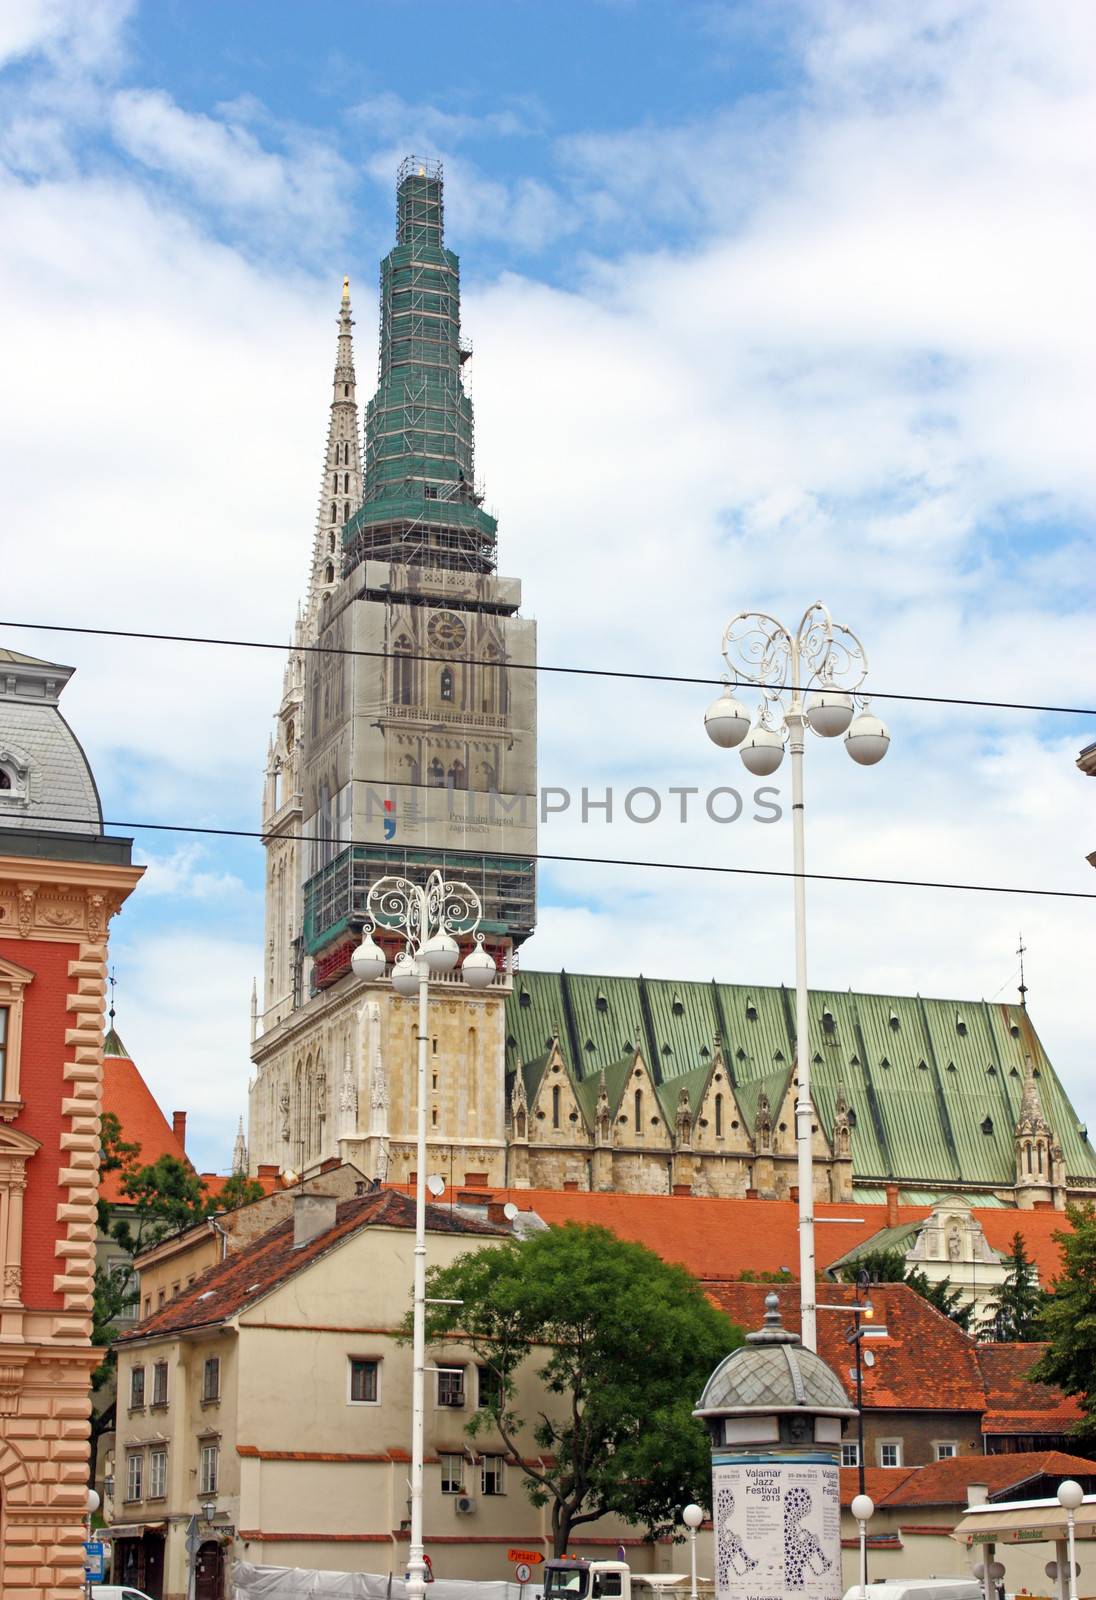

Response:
(307, 277), (362, 618)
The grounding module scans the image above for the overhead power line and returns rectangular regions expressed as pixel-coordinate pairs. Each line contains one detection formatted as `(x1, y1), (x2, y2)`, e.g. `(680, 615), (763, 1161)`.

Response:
(1, 618), (1094, 720)
(22, 812), (1096, 902)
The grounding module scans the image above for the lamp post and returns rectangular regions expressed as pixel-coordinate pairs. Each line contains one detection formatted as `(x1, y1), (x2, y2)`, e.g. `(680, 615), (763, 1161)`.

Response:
(682, 1503), (704, 1600)
(706, 603), (889, 1351)
(850, 1493), (874, 1600)
(1058, 1479), (1083, 1600)
(85, 1488), (100, 1600)
(351, 871), (495, 1600)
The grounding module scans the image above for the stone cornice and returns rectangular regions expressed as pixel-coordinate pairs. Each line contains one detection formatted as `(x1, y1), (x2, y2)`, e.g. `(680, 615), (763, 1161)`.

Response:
(0, 855), (142, 942)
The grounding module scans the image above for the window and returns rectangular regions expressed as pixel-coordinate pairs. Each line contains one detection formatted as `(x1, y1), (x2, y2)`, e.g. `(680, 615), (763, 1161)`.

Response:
(477, 1364), (502, 1413)
(149, 1448), (167, 1499)
(634, 1088), (642, 1134)
(129, 1366), (145, 1409)
(0, 1006), (7, 1093)
(440, 668), (454, 702)
(152, 1361), (168, 1407)
(593, 1577), (624, 1598)
(552, 1085), (561, 1129)
(202, 1356), (221, 1403)
(440, 1453), (464, 1494)
(349, 1357), (380, 1404)
(481, 1455), (505, 1496)
(437, 1367), (465, 1408)
(935, 1442), (957, 1460)
(878, 1441), (903, 1468)
(394, 641), (414, 706)
(715, 1093), (723, 1138)
(125, 1452), (143, 1502)
(143, 1296), (151, 1319)
(841, 1442), (860, 1467)
(200, 1443), (219, 1495)
(0, 956), (32, 1111)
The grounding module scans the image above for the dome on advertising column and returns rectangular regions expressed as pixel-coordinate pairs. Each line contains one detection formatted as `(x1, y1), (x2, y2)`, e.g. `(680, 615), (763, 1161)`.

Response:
(694, 1292), (855, 1418)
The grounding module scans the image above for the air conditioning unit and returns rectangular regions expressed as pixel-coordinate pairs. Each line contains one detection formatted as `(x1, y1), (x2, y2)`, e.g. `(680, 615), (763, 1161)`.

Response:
(455, 1495), (477, 1516)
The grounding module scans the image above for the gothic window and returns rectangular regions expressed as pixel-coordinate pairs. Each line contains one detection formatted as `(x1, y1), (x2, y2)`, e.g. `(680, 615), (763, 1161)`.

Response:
(333, 472), (339, 492)
(329, 533), (336, 553)
(393, 639), (414, 705)
(0, 768), (9, 790)
(552, 1086), (561, 1129)
(344, 473), (349, 493)
(440, 669), (454, 702)
(428, 758), (445, 787)
(447, 759), (467, 790)
(344, 501), (350, 521)
(715, 1093), (724, 1138)
(1026, 1143), (1032, 1173)
(634, 1088), (642, 1134)
(330, 501), (337, 521)
(344, 383), (349, 396)
(1037, 1142), (1044, 1174)
(324, 563), (334, 584)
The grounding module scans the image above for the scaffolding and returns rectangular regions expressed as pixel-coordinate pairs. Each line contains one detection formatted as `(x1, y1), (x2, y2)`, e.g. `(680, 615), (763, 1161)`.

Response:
(344, 158), (498, 578)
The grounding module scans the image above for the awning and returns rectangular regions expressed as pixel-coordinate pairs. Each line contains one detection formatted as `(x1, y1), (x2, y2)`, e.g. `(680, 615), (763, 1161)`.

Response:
(953, 1503), (1096, 1546)
(108, 1522), (167, 1538)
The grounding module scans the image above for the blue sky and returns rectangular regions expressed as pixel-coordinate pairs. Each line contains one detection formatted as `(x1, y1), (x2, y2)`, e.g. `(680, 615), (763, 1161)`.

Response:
(2, 0), (1094, 1174)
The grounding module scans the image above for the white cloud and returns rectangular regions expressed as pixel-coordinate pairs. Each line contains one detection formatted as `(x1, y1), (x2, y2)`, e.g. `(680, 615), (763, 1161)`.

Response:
(134, 843), (248, 902)
(110, 88), (352, 236)
(2, 0), (1095, 1159)
(0, 0), (131, 73)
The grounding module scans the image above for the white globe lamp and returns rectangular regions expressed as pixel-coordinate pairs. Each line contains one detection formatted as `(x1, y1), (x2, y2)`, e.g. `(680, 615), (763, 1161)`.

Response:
(704, 687), (751, 749)
(351, 928), (386, 981)
(461, 935), (497, 991)
(1059, 1480), (1084, 1511)
(844, 711), (890, 766)
(851, 1494), (874, 1523)
(421, 931), (459, 974)
(682, 1504), (703, 1530)
(739, 723), (786, 776)
(806, 688), (854, 738)
(391, 954), (422, 997)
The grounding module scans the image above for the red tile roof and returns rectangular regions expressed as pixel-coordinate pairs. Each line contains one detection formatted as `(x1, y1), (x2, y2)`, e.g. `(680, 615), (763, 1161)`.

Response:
(876, 1450), (1096, 1508)
(423, 1188), (1073, 1286)
(100, 1044), (186, 1203)
(839, 1466), (917, 1506)
(976, 1343), (1083, 1433)
(705, 1282), (988, 1412)
(116, 1188), (508, 1344)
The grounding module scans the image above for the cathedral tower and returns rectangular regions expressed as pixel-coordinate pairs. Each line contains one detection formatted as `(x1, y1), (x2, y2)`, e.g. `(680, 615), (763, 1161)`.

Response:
(250, 159), (536, 1184)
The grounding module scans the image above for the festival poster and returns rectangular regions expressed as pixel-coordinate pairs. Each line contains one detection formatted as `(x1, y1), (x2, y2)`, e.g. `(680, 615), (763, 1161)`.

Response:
(712, 1461), (842, 1600)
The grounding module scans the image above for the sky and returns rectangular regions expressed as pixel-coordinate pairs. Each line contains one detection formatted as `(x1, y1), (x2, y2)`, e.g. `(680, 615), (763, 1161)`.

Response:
(2, 0), (1094, 1175)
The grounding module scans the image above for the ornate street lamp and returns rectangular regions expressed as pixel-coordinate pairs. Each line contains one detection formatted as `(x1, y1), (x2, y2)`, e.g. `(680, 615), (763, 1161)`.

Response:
(706, 603), (889, 1351)
(350, 871), (495, 1600)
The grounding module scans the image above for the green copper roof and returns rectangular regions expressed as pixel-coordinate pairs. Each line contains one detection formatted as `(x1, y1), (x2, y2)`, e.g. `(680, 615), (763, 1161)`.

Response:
(505, 972), (1096, 1187)
(103, 1026), (131, 1059)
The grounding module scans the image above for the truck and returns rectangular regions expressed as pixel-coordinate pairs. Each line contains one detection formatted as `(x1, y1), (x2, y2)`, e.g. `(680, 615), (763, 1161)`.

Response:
(542, 1558), (691, 1600)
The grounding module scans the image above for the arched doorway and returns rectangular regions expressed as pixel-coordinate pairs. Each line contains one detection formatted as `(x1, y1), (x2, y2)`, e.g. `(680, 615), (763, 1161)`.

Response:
(195, 1540), (225, 1600)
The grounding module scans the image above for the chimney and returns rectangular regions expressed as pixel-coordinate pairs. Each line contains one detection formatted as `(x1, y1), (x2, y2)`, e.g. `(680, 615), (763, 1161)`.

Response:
(486, 1201), (508, 1226)
(967, 1484), (989, 1507)
(172, 1111), (187, 1153)
(885, 1183), (900, 1227)
(256, 1163), (279, 1182)
(293, 1191), (338, 1249)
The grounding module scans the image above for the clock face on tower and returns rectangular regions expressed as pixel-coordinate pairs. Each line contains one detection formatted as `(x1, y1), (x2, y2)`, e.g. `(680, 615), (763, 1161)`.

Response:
(427, 610), (467, 652)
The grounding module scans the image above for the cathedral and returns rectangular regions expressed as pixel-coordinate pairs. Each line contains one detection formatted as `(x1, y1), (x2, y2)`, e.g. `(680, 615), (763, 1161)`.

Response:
(248, 160), (1096, 1210)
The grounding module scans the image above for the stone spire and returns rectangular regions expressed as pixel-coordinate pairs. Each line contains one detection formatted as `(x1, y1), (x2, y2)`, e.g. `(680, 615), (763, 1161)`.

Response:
(1017, 1053), (1051, 1137)
(307, 276), (362, 617)
(231, 1117), (247, 1177)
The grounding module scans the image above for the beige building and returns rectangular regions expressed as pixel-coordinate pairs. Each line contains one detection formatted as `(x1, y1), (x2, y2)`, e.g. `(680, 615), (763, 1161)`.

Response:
(111, 1184), (679, 1599)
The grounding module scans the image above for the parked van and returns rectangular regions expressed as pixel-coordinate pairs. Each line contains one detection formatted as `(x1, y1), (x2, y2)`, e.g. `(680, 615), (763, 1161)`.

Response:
(841, 1581), (982, 1600)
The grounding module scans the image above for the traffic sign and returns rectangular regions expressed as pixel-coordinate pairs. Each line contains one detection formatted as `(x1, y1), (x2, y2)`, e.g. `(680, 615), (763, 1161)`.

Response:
(507, 1548), (544, 1565)
(515, 1563), (532, 1584)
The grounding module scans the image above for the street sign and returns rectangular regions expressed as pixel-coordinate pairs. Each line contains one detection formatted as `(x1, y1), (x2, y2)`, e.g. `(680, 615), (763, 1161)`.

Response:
(507, 1548), (544, 1565)
(83, 1540), (105, 1580)
(515, 1563), (532, 1584)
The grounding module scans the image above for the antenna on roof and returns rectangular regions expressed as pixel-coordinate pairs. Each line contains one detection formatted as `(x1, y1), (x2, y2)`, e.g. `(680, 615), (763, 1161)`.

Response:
(1017, 933), (1028, 1010)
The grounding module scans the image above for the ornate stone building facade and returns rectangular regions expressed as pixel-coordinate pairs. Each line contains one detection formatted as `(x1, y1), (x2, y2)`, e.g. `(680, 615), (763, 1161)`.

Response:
(0, 647), (141, 1598)
(250, 161), (535, 1187)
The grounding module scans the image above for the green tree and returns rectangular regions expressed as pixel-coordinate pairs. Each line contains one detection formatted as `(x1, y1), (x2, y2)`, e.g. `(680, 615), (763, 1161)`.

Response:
(418, 1223), (740, 1555)
(982, 1232), (1046, 1341)
(1031, 1204), (1096, 1440)
(839, 1248), (975, 1332)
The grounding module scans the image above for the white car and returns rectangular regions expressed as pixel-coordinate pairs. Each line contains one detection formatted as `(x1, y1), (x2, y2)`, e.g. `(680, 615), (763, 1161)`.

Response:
(91, 1587), (157, 1600)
